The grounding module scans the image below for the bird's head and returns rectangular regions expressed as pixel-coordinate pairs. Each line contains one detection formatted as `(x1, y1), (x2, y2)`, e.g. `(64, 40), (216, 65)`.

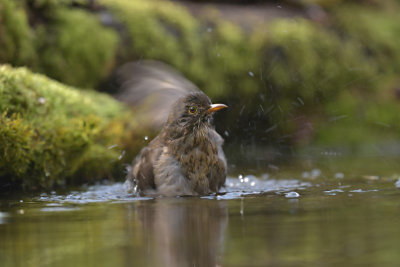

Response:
(165, 92), (227, 135)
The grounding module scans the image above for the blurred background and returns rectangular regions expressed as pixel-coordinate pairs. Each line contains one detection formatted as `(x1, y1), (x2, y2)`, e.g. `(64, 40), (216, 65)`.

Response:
(1, 0), (400, 185)
(2, 1), (400, 266)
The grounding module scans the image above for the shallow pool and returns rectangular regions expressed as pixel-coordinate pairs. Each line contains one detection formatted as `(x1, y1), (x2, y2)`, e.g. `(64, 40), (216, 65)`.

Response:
(1, 157), (400, 266)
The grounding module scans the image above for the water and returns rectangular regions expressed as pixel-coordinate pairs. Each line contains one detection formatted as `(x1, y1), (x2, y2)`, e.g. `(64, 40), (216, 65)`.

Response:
(1, 158), (400, 266)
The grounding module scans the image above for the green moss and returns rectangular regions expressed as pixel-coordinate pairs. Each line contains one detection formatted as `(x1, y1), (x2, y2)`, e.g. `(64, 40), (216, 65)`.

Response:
(0, 0), (36, 65)
(0, 65), (141, 190)
(260, 19), (376, 105)
(36, 8), (119, 88)
(26, 0), (82, 9)
(101, 0), (259, 99)
(332, 6), (400, 75)
(314, 87), (400, 149)
(0, 0), (119, 88)
(302, 6), (400, 148)
(245, 18), (379, 144)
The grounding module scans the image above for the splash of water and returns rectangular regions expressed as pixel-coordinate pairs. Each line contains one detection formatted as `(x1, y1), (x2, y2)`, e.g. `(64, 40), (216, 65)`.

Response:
(36, 175), (312, 203)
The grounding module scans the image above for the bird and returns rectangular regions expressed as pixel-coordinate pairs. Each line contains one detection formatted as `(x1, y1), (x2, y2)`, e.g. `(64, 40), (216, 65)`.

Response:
(126, 91), (227, 196)
(109, 60), (228, 196)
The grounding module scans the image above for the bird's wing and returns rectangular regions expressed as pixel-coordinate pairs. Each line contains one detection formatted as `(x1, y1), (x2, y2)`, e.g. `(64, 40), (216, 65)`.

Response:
(113, 60), (200, 129)
(214, 131), (227, 189)
(127, 139), (163, 193)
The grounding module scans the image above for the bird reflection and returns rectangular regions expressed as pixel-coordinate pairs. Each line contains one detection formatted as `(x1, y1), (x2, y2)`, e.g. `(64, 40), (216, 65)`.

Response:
(133, 198), (228, 267)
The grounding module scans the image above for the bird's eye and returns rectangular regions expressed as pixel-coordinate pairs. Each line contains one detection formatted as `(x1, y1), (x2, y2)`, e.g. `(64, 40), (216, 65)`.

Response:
(188, 106), (198, 114)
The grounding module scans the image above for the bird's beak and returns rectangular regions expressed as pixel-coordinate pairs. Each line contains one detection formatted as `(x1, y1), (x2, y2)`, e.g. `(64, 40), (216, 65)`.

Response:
(207, 104), (228, 113)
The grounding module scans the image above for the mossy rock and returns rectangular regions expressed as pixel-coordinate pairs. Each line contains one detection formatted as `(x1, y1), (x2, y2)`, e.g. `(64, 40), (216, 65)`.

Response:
(35, 7), (119, 88)
(332, 5), (400, 75)
(258, 19), (376, 106)
(101, 0), (259, 100)
(0, 65), (142, 190)
(0, 0), (119, 88)
(0, 0), (36, 66)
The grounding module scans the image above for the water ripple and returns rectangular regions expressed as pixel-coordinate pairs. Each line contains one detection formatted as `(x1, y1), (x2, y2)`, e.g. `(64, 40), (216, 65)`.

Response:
(36, 176), (312, 203)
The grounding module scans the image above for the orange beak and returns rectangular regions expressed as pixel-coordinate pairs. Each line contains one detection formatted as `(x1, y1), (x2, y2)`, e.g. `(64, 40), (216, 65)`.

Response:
(207, 104), (228, 113)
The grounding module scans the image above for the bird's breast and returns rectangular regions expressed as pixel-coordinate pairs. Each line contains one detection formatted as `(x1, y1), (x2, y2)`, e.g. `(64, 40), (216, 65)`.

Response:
(168, 132), (223, 194)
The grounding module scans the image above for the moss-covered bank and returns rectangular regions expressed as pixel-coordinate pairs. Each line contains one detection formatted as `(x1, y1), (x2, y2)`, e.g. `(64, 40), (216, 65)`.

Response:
(0, 65), (143, 190)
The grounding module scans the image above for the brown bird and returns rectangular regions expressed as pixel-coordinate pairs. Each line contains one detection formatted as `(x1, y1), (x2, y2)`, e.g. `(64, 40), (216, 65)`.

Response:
(114, 61), (228, 196)
(126, 92), (227, 196)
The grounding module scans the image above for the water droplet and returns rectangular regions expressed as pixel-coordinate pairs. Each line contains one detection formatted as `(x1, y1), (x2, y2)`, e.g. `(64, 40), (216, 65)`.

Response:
(375, 121), (390, 128)
(144, 136), (149, 141)
(239, 105), (246, 115)
(334, 172), (344, 179)
(240, 198), (244, 216)
(38, 97), (46, 104)
(248, 71), (254, 77)
(265, 124), (277, 133)
(268, 164), (279, 171)
(363, 175), (379, 181)
(324, 189), (344, 195)
(0, 212), (8, 224)
(118, 150), (126, 160)
(285, 191), (300, 198)
(350, 189), (362, 193)
(311, 169), (321, 178)
(297, 97), (304, 105)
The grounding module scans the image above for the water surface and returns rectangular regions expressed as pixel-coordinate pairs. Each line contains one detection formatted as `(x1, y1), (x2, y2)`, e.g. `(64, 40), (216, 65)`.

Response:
(1, 157), (400, 266)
